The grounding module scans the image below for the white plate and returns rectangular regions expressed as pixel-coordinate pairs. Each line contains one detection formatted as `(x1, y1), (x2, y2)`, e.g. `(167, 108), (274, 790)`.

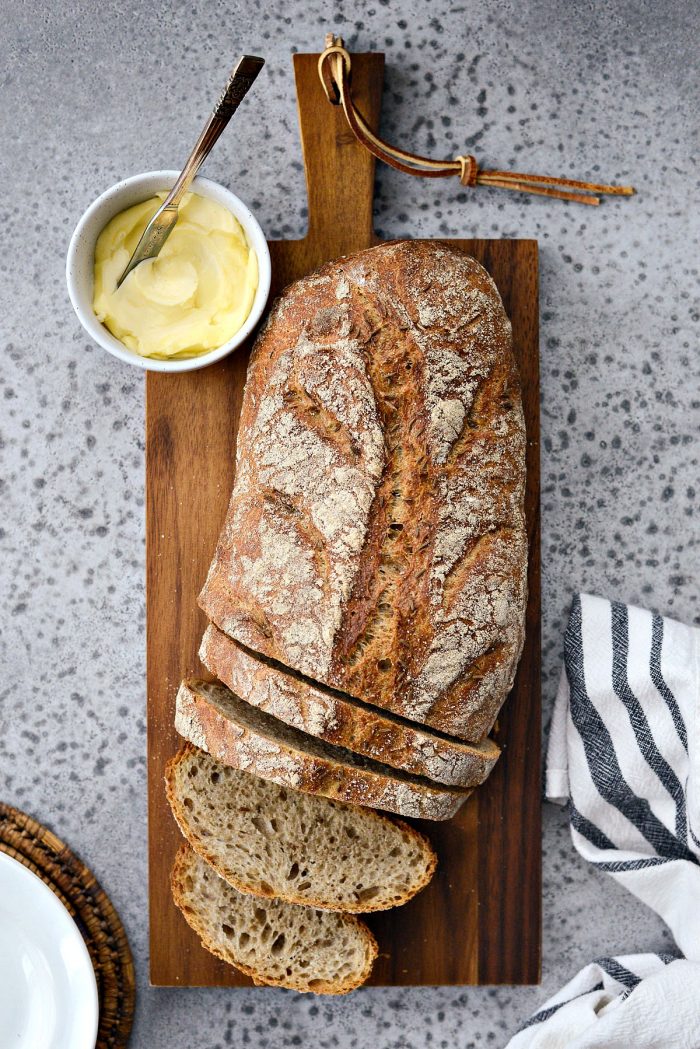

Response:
(0, 851), (99, 1049)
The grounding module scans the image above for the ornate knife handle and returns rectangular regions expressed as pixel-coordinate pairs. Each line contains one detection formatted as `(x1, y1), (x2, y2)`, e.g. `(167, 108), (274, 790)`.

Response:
(213, 55), (265, 118)
(166, 55), (265, 207)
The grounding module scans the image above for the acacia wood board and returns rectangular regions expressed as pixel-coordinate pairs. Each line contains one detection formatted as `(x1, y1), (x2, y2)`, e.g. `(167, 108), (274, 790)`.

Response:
(146, 50), (541, 987)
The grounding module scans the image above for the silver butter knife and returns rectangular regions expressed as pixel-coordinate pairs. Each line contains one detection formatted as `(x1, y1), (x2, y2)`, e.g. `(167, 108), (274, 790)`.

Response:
(117, 54), (264, 289)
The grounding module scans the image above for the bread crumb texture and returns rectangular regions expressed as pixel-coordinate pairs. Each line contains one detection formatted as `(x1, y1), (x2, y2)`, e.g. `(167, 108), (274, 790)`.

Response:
(166, 744), (437, 912)
(171, 844), (378, 994)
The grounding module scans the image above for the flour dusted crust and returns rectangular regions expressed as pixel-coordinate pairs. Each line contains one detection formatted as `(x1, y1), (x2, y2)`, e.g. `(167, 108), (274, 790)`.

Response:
(199, 240), (527, 742)
(175, 680), (470, 821)
(200, 623), (500, 787)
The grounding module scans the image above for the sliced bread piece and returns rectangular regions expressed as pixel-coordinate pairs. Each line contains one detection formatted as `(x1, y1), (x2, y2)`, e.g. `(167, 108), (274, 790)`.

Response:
(171, 844), (377, 994)
(166, 744), (437, 912)
(175, 679), (470, 820)
(200, 624), (500, 787)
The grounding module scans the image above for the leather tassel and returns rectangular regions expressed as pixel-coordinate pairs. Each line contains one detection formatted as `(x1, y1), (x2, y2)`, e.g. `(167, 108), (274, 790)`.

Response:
(319, 35), (635, 207)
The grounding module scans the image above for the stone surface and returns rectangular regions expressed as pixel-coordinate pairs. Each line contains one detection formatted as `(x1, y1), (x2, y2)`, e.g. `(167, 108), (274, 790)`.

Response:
(0, 0), (697, 1045)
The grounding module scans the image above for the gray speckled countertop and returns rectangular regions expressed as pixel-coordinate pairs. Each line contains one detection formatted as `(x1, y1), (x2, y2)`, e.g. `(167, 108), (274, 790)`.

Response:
(1, 1), (698, 1045)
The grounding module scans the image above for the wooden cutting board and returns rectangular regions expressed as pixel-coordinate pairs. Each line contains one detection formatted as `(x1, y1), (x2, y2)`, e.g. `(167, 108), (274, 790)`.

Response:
(146, 50), (541, 987)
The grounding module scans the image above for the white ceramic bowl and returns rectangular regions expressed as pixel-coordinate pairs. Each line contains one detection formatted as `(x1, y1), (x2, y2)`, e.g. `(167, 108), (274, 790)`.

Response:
(66, 170), (271, 372)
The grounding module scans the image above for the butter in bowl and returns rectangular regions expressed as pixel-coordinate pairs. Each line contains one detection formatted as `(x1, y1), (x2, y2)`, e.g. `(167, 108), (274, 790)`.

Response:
(66, 170), (271, 373)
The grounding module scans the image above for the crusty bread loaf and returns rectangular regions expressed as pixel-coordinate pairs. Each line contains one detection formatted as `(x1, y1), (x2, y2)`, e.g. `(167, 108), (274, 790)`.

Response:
(200, 623), (500, 787)
(166, 744), (437, 912)
(175, 679), (470, 820)
(171, 844), (377, 993)
(199, 240), (527, 742)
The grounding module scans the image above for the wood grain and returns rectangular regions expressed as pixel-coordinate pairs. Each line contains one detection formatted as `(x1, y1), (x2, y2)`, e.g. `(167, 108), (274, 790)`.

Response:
(146, 51), (540, 988)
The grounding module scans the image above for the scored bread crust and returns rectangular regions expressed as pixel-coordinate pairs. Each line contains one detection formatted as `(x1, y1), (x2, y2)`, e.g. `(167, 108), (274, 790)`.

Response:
(200, 623), (500, 787)
(174, 679), (470, 821)
(171, 843), (378, 994)
(199, 240), (527, 742)
(165, 743), (437, 912)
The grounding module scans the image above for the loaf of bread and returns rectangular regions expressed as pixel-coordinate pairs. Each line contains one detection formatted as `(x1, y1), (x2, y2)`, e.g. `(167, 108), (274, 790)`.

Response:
(200, 624), (500, 786)
(166, 744), (437, 912)
(175, 679), (470, 820)
(199, 240), (527, 742)
(171, 844), (377, 993)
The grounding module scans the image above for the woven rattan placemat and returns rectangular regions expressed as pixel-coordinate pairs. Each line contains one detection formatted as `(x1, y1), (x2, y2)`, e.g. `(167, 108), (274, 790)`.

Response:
(0, 802), (135, 1048)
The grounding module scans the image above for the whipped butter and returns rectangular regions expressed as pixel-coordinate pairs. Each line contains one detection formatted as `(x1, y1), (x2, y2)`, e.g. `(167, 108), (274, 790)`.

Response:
(93, 192), (258, 359)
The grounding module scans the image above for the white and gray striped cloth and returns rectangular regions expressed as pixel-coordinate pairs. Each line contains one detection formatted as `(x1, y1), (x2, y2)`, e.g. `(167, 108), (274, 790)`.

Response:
(508, 593), (700, 1048)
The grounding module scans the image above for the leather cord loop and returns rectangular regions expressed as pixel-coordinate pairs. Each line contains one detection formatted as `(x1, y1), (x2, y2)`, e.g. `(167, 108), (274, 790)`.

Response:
(318, 34), (635, 206)
(318, 43), (351, 104)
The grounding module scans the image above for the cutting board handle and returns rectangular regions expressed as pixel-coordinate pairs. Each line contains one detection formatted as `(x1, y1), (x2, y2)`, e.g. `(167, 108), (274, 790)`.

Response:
(293, 51), (385, 260)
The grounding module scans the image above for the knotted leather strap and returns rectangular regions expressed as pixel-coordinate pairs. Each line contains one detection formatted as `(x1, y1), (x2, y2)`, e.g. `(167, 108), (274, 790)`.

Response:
(319, 35), (635, 206)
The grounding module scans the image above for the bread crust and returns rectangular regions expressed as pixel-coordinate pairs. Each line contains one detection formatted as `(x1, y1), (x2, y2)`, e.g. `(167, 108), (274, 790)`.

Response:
(199, 240), (527, 741)
(200, 623), (499, 787)
(171, 843), (378, 994)
(174, 679), (470, 821)
(166, 743), (437, 912)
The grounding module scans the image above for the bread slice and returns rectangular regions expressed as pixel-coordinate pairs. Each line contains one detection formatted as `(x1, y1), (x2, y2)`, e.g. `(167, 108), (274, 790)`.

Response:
(166, 744), (437, 912)
(200, 623), (500, 787)
(171, 844), (377, 994)
(175, 679), (470, 820)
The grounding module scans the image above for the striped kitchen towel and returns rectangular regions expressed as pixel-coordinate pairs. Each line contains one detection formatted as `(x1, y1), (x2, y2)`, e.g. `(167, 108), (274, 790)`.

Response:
(507, 593), (700, 1048)
(507, 953), (700, 1048)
